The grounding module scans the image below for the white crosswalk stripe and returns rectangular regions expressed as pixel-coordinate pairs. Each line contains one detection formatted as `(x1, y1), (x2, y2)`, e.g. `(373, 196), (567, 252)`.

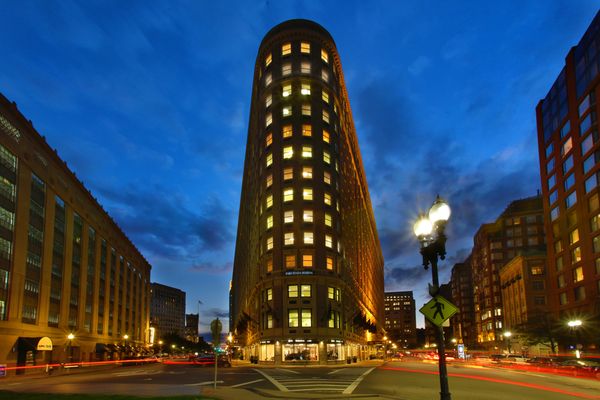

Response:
(254, 367), (375, 394)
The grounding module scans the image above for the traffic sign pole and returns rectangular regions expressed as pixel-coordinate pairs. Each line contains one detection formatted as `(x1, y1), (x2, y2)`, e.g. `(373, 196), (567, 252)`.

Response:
(210, 318), (222, 389)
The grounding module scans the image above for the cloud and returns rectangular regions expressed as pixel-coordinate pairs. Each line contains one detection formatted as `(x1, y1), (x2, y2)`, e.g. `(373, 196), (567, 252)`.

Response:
(408, 56), (431, 76)
(190, 261), (233, 275)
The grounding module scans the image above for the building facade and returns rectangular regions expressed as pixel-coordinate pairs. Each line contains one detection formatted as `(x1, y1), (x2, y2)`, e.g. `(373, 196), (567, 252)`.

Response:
(230, 19), (384, 364)
(185, 313), (199, 343)
(150, 282), (185, 339)
(536, 11), (600, 329)
(470, 196), (544, 349)
(450, 260), (476, 348)
(0, 94), (151, 369)
(384, 291), (417, 348)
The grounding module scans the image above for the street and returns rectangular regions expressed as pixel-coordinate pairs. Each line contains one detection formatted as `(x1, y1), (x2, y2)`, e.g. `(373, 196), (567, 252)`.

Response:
(2, 360), (600, 399)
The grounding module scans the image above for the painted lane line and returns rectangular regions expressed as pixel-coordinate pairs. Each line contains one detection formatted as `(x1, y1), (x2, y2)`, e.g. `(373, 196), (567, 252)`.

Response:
(328, 369), (343, 375)
(289, 388), (349, 392)
(230, 378), (265, 388)
(276, 368), (300, 374)
(184, 380), (224, 386)
(342, 367), (375, 395)
(254, 369), (289, 392)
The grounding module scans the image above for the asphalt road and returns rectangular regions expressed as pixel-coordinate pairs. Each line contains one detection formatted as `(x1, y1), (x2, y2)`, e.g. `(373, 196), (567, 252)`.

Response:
(2, 360), (600, 399)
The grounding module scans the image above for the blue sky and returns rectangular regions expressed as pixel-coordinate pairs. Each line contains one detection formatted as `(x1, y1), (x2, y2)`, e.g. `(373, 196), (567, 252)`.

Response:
(1, 1), (598, 332)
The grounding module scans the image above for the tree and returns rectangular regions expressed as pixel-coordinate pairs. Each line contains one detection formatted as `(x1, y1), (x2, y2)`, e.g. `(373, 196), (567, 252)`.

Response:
(517, 313), (566, 355)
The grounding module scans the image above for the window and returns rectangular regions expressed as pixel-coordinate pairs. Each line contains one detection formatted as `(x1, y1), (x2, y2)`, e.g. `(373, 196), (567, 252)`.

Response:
(302, 124), (312, 137)
(560, 121), (571, 139)
(556, 256), (563, 271)
(546, 158), (555, 174)
(282, 84), (292, 98)
(288, 285), (298, 297)
(304, 232), (314, 244)
(283, 188), (294, 202)
(562, 137), (573, 156)
(302, 166), (313, 178)
(265, 94), (272, 108)
(266, 195), (273, 209)
(288, 309), (299, 327)
(267, 236), (273, 250)
(283, 167), (293, 180)
(594, 235), (600, 252)
(555, 240), (563, 253)
(283, 124), (293, 138)
(546, 142), (554, 158)
(303, 188), (313, 201)
(572, 246), (581, 263)
(300, 285), (311, 297)
(323, 130), (330, 143)
(321, 49), (329, 63)
(266, 259), (273, 273)
(574, 286), (586, 301)
(266, 215), (273, 229)
(266, 113), (272, 127)
(324, 192), (332, 205)
(283, 146), (294, 159)
(285, 255), (296, 268)
(266, 288), (273, 301)
(301, 84), (311, 95)
(302, 104), (311, 116)
(265, 132), (273, 147)
(325, 235), (333, 248)
(302, 254), (313, 267)
(559, 292), (568, 305)
(550, 206), (559, 221)
(581, 130), (599, 155)
(284, 232), (294, 245)
(570, 229), (580, 246)
(266, 313), (273, 329)
(566, 191), (577, 208)
(323, 110), (330, 123)
(303, 210), (313, 222)
(302, 145), (312, 158)
(563, 155), (573, 174)
(530, 266), (544, 275)
(323, 151), (331, 164)
(324, 171), (331, 185)
(557, 274), (566, 288)
(326, 257), (333, 270)
(579, 93), (592, 116)
(301, 61), (311, 74)
(322, 69), (329, 82)
(584, 151), (600, 173)
(265, 73), (272, 87)
(580, 112), (594, 134)
(301, 42), (310, 54)
(325, 213), (332, 227)
(322, 90), (329, 103)
(590, 193), (600, 212)
(282, 63), (292, 76)
(592, 214), (600, 232)
(282, 106), (292, 117)
(284, 210), (294, 224)
(586, 173), (598, 193)
(573, 266), (584, 282)
(282, 42), (291, 56)
(547, 174), (556, 189)
(549, 190), (558, 205)
(266, 174), (273, 188)
(301, 309), (312, 327)
(265, 53), (272, 67)
(266, 153), (273, 167)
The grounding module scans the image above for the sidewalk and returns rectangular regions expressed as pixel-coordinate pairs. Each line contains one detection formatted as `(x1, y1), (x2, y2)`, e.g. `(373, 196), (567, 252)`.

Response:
(232, 359), (385, 368)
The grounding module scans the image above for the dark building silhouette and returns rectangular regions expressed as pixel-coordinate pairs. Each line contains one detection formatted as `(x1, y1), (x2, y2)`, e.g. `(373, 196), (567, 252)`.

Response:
(230, 19), (384, 364)
(384, 291), (417, 348)
(450, 260), (476, 348)
(150, 283), (185, 339)
(185, 313), (199, 343)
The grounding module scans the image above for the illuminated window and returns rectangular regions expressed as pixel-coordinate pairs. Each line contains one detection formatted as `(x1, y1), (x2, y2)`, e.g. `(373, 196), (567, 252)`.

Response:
(328, 287), (335, 300)
(322, 69), (329, 82)
(283, 125), (293, 138)
(282, 42), (291, 56)
(301, 61), (311, 74)
(302, 166), (313, 179)
(265, 113), (272, 127)
(324, 171), (331, 184)
(266, 174), (273, 188)
(266, 195), (273, 208)
(288, 285), (298, 297)
(323, 130), (330, 143)
(284, 210), (294, 223)
(288, 309), (299, 327)
(265, 73), (272, 86)
(301, 124), (312, 137)
(265, 94), (272, 108)
(303, 210), (313, 222)
(323, 110), (330, 123)
(573, 266), (584, 282)
(326, 257), (333, 270)
(284, 232), (294, 245)
(283, 146), (294, 159)
(266, 215), (273, 229)
(325, 213), (332, 227)
(322, 90), (329, 103)
(282, 63), (292, 76)
(569, 229), (579, 244)
(572, 246), (581, 263)
(266, 153), (273, 167)
(266, 288), (273, 301)
(265, 132), (272, 147)
(304, 232), (314, 244)
(302, 104), (311, 116)
(303, 188), (313, 200)
(321, 49), (329, 63)
(325, 235), (333, 248)
(335, 161), (339, 172)
(285, 255), (296, 269)
(266, 259), (273, 272)
(267, 236), (273, 250)
(562, 137), (573, 156)
(282, 106), (292, 117)
(300, 285), (311, 297)
(301, 83), (311, 95)
(324, 193), (332, 205)
(302, 146), (312, 158)
(282, 84), (292, 97)
(301, 309), (312, 327)
(283, 188), (294, 202)
(266, 313), (273, 328)
(302, 254), (313, 267)
(323, 151), (331, 164)
(265, 53), (272, 67)
(284, 167), (293, 180)
(301, 42), (310, 53)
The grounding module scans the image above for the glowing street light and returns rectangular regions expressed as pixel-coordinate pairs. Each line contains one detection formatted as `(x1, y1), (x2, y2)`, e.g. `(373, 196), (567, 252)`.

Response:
(567, 320), (583, 358)
(503, 331), (512, 354)
(67, 333), (75, 363)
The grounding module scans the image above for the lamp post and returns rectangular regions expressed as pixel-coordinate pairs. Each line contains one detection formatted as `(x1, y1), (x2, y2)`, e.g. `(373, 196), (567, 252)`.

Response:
(67, 333), (75, 363)
(567, 320), (582, 358)
(414, 195), (452, 400)
(503, 331), (512, 354)
(123, 334), (129, 358)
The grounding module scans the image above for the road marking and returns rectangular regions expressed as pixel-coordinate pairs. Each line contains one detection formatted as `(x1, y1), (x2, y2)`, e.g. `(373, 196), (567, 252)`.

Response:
(254, 369), (289, 392)
(143, 378), (152, 381)
(342, 367), (375, 394)
(276, 368), (300, 374)
(184, 380), (224, 386)
(328, 369), (343, 375)
(230, 378), (265, 388)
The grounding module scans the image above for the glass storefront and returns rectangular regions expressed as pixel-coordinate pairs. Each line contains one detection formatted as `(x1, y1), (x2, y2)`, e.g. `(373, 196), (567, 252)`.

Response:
(326, 343), (345, 361)
(259, 344), (275, 361)
(283, 343), (318, 361)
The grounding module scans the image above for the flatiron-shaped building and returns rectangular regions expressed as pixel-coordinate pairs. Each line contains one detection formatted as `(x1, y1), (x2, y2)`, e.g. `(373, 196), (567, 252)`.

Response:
(231, 19), (384, 364)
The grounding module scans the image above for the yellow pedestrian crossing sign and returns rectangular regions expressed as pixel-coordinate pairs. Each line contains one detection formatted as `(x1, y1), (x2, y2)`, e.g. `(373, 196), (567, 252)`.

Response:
(419, 295), (458, 327)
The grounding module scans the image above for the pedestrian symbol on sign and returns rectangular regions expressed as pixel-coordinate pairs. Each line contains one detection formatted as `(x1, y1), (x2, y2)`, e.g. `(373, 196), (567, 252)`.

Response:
(431, 298), (445, 320)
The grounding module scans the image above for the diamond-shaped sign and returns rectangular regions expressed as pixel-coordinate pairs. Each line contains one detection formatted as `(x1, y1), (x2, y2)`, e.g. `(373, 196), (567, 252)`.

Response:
(419, 295), (458, 327)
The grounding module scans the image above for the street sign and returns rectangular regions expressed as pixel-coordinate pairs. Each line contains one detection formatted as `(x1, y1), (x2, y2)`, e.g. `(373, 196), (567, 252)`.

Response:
(419, 295), (458, 327)
(211, 318), (223, 345)
(457, 344), (465, 359)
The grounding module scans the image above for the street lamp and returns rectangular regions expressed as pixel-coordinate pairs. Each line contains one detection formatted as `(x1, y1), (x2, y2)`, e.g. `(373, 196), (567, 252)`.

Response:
(503, 331), (512, 354)
(567, 320), (582, 358)
(414, 195), (451, 400)
(123, 334), (129, 358)
(67, 333), (75, 363)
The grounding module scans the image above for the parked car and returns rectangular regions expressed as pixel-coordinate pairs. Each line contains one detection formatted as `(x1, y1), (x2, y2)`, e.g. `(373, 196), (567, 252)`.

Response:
(499, 355), (529, 364)
(191, 354), (231, 367)
(490, 354), (507, 362)
(557, 359), (600, 374)
(525, 357), (560, 366)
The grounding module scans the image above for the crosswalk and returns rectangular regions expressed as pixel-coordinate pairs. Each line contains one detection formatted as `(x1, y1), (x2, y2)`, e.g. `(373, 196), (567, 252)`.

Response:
(254, 367), (374, 394)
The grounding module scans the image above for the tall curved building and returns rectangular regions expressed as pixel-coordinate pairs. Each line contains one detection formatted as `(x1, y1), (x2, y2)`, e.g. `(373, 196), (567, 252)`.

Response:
(231, 19), (384, 364)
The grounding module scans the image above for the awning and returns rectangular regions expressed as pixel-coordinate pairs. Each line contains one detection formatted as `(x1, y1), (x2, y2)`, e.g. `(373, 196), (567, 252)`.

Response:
(37, 337), (53, 351)
(17, 337), (42, 352)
